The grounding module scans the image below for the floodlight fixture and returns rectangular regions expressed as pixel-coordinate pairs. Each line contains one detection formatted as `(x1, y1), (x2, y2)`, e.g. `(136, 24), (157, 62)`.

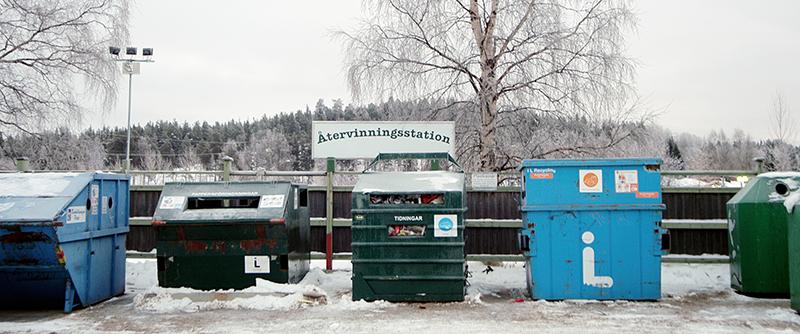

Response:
(125, 47), (137, 55)
(109, 46), (121, 55)
(142, 48), (153, 56)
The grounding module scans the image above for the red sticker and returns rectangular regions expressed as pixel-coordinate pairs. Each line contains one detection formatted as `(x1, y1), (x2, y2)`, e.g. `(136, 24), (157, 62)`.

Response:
(530, 172), (554, 180)
(636, 192), (659, 198)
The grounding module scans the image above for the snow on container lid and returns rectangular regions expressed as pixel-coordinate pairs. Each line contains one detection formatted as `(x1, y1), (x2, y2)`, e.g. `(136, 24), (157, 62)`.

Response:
(0, 172), (88, 197)
(353, 171), (465, 194)
(0, 172), (122, 223)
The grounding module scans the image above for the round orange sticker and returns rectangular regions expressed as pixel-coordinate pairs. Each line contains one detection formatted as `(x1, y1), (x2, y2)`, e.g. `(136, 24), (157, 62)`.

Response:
(583, 173), (599, 188)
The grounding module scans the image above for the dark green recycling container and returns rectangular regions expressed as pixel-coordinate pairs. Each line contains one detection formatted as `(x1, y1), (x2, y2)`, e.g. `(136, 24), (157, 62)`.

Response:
(727, 172), (800, 296)
(351, 154), (467, 302)
(789, 189), (800, 312)
(152, 181), (310, 290)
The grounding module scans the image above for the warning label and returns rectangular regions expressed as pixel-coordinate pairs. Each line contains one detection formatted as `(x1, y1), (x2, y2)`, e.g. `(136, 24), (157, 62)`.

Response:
(579, 170), (603, 193)
(615, 170), (639, 193)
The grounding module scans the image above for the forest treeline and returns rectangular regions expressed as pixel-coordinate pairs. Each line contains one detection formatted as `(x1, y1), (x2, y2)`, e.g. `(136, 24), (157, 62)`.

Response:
(0, 99), (796, 172)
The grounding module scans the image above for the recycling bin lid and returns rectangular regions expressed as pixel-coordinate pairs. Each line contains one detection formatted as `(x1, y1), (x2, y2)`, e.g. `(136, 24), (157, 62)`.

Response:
(153, 181), (296, 222)
(354, 171), (464, 194)
(518, 158), (663, 170)
(0, 172), (120, 223)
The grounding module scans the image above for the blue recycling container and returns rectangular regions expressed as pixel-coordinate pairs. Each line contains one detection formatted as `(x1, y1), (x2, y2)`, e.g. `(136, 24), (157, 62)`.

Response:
(518, 159), (667, 300)
(0, 172), (129, 312)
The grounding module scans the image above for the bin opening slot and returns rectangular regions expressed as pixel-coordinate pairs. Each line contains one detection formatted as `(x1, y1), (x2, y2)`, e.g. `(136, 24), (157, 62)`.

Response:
(370, 193), (443, 205)
(299, 189), (308, 207)
(388, 225), (426, 237)
(186, 196), (260, 210)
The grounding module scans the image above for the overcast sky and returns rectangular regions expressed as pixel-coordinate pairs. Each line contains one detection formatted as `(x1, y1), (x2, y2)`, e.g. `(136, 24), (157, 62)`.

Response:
(88, 1), (800, 142)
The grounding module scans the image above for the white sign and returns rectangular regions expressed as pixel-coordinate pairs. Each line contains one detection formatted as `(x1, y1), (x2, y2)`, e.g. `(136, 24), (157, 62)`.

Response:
(434, 214), (458, 237)
(312, 121), (455, 159)
(90, 185), (99, 214)
(614, 170), (639, 193)
(259, 195), (285, 208)
(244, 255), (271, 274)
(66, 206), (86, 224)
(159, 196), (186, 210)
(471, 172), (497, 191)
(121, 62), (140, 75)
(579, 170), (603, 193)
(102, 196), (109, 214)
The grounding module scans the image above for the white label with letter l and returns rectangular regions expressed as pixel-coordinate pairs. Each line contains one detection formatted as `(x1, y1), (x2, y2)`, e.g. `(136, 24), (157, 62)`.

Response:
(244, 255), (271, 274)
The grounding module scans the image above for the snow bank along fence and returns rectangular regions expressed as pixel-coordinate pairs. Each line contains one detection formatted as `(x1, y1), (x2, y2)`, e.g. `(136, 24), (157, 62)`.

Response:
(5, 158), (758, 261)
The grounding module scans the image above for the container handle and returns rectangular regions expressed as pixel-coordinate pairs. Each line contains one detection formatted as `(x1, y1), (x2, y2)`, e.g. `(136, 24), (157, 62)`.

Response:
(518, 232), (530, 252)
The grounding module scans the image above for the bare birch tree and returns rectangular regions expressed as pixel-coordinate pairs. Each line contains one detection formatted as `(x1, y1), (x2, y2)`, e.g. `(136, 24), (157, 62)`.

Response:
(0, 0), (128, 132)
(770, 92), (795, 143)
(341, 0), (636, 170)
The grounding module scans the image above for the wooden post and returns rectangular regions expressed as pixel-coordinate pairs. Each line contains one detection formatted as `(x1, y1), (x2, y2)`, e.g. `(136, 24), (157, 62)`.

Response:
(326, 157), (335, 271)
(15, 157), (29, 172)
(222, 156), (233, 182)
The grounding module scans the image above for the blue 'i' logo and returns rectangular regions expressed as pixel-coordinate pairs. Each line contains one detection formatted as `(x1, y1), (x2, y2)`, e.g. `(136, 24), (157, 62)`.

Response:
(439, 217), (453, 231)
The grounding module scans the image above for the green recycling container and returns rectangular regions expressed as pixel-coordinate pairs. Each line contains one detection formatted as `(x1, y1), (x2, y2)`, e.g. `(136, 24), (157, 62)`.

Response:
(351, 169), (467, 302)
(790, 200), (800, 312)
(152, 181), (310, 290)
(727, 172), (800, 296)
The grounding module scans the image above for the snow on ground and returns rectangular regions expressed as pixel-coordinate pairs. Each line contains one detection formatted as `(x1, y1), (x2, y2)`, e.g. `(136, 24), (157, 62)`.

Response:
(2, 259), (800, 333)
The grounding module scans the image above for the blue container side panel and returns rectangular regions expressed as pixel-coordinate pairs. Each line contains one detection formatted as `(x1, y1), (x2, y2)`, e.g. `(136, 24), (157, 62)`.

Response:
(520, 159), (664, 300)
(0, 173), (129, 311)
(526, 210), (662, 300)
(0, 226), (73, 308)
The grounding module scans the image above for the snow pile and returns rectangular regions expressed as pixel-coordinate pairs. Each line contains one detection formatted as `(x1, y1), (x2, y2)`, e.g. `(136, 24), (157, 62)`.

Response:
(661, 263), (728, 297)
(126, 259), (158, 294)
(133, 269), (337, 313)
(666, 178), (709, 188)
(784, 192), (800, 214)
(129, 260), (391, 314)
(466, 261), (528, 302)
(327, 295), (397, 311)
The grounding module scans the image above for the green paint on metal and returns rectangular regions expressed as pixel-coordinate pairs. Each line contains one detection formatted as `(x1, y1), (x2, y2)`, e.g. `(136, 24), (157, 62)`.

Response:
(789, 202), (800, 311)
(152, 181), (310, 289)
(727, 173), (800, 296)
(351, 170), (467, 302)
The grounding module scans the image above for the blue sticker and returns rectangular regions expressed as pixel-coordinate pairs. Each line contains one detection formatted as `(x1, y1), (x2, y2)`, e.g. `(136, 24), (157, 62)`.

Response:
(438, 217), (453, 231)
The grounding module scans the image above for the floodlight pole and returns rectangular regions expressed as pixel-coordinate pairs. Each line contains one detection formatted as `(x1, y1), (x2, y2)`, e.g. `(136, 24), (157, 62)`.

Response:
(126, 69), (133, 173)
(109, 46), (153, 173)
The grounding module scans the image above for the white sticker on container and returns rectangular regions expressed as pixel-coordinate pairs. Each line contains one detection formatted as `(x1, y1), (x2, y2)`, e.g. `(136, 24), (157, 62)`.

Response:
(159, 196), (186, 210)
(434, 214), (458, 237)
(66, 206), (86, 224)
(102, 196), (109, 214)
(244, 255), (271, 274)
(259, 195), (285, 208)
(579, 170), (603, 193)
(90, 185), (99, 214)
(614, 170), (638, 193)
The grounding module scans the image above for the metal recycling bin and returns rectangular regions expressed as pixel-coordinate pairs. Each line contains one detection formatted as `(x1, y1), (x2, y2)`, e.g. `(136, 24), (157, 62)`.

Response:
(0, 172), (129, 312)
(351, 171), (467, 302)
(728, 172), (800, 296)
(790, 199), (800, 312)
(153, 181), (310, 290)
(519, 159), (667, 300)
